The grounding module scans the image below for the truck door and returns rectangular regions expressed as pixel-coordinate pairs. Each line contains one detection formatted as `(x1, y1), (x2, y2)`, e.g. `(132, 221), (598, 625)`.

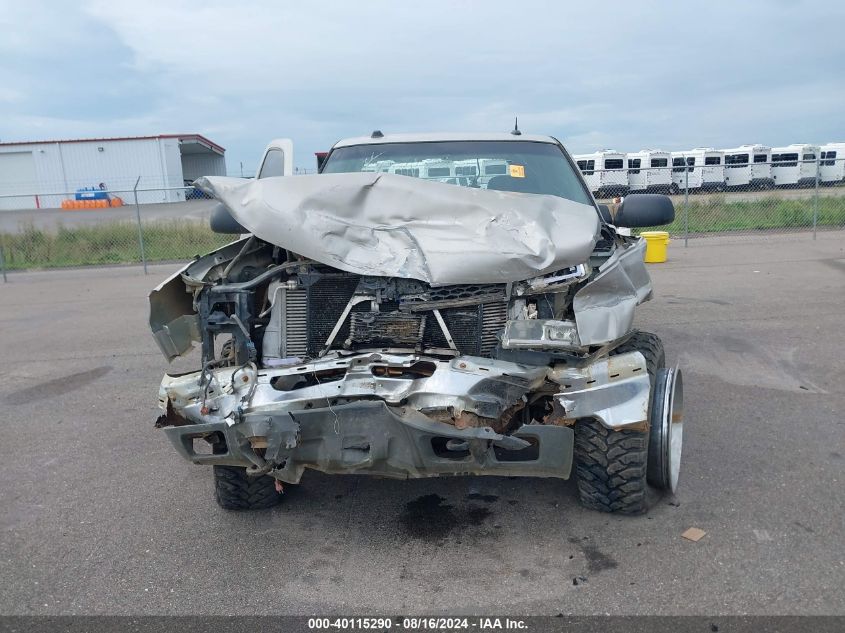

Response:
(257, 139), (295, 178)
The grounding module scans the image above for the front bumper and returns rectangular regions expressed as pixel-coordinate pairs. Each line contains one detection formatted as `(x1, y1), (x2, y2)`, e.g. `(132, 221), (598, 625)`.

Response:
(156, 350), (651, 483)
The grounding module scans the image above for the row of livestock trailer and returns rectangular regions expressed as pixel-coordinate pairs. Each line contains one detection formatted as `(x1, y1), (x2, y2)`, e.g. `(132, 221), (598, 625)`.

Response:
(573, 142), (845, 197)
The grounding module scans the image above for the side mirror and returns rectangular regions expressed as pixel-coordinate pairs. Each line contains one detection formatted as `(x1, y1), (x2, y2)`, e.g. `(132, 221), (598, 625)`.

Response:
(209, 202), (246, 234)
(614, 194), (675, 228)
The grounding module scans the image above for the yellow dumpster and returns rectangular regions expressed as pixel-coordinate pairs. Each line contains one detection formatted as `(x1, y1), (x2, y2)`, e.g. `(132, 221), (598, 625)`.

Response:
(640, 231), (670, 263)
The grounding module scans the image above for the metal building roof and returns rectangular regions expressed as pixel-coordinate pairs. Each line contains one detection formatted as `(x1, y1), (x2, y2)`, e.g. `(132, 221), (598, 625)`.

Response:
(0, 134), (225, 154)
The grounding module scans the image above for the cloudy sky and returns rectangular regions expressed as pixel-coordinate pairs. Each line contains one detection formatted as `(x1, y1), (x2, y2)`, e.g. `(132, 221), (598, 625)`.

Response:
(1, 1), (842, 173)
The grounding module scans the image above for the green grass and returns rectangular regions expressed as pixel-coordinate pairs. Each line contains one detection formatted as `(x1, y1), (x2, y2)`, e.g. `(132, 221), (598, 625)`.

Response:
(0, 220), (233, 270)
(658, 195), (845, 234)
(1, 196), (844, 271)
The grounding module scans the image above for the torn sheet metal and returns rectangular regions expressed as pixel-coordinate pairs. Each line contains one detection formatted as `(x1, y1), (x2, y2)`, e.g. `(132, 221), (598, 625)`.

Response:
(572, 239), (652, 346)
(149, 261), (200, 360)
(195, 173), (600, 287)
(158, 351), (548, 432)
(157, 351), (571, 482)
(549, 351), (651, 430)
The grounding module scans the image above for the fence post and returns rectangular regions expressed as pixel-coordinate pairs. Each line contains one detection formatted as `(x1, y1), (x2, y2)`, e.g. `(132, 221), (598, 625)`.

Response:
(813, 155), (820, 240)
(133, 176), (148, 275)
(683, 165), (689, 247)
(0, 239), (7, 283)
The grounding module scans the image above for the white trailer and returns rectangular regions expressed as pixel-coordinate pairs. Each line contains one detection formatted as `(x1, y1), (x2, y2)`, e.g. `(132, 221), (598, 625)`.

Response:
(819, 143), (845, 184)
(771, 144), (820, 187)
(572, 150), (628, 197)
(361, 158), (454, 179)
(626, 149), (675, 194)
(721, 144), (774, 189)
(671, 148), (725, 192)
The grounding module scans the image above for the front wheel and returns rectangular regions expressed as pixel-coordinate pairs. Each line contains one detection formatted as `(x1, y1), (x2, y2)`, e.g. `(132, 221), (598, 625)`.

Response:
(213, 465), (284, 511)
(573, 331), (683, 514)
(647, 367), (684, 492)
(574, 419), (655, 514)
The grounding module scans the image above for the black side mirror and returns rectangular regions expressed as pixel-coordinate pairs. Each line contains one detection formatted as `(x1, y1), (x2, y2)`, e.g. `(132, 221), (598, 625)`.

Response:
(615, 194), (675, 228)
(209, 202), (246, 234)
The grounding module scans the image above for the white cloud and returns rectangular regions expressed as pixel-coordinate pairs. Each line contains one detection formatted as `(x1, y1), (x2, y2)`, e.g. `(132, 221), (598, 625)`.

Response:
(0, 87), (24, 103)
(0, 0), (842, 169)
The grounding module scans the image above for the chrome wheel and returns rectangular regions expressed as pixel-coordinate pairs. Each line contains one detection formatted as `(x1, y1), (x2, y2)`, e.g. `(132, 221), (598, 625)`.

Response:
(647, 366), (684, 492)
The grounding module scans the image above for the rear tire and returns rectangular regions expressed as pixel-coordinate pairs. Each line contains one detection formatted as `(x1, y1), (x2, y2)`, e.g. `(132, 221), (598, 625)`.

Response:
(213, 465), (283, 511)
(573, 331), (665, 514)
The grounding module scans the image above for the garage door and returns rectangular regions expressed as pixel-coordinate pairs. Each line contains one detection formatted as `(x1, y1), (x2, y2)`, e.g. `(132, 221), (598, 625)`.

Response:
(0, 151), (38, 210)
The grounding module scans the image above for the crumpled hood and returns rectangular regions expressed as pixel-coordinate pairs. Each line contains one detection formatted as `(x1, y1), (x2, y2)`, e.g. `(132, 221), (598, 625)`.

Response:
(196, 172), (600, 286)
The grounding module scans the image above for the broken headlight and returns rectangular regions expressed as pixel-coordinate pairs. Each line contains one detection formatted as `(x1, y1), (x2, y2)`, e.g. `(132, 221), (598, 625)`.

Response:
(500, 319), (582, 351)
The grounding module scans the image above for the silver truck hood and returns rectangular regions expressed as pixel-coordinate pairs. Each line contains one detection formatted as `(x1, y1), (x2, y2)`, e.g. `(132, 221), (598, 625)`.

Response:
(196, 172), (600, 287)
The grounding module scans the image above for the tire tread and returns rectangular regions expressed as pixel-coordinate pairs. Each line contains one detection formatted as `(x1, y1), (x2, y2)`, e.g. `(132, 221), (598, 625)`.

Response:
(573, 331), (664, 514)
(213, 465), (282, 511)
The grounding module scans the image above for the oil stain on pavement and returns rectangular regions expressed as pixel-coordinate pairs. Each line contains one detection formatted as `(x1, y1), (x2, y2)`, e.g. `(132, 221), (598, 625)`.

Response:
(398, 493), (495, 542)
(568, 537), (619, 573)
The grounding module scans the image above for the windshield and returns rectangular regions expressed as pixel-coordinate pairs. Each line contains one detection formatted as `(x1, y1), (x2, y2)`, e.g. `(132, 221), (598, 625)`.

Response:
(321, 140), (594, 206)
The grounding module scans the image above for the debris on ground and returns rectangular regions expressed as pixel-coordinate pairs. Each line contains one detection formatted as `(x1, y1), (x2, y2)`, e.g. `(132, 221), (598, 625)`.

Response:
(753, 529), (773, 542)
(681, 527), (707, 542)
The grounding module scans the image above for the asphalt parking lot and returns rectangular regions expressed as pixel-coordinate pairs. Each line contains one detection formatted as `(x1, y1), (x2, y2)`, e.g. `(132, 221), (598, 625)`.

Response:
(1, 232), (843, 616)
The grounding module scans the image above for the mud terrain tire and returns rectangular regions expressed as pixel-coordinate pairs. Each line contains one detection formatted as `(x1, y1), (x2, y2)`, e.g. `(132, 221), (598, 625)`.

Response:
(573, 331), (665, 514)
(213, 465), (282, 511)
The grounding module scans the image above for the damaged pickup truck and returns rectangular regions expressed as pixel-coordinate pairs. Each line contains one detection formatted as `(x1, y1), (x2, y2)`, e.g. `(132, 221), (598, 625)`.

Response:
(150, 132), (684, 514)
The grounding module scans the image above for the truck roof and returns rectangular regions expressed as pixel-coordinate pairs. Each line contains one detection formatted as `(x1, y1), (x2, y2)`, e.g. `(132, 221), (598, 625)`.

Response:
(332, 132), (559, 149)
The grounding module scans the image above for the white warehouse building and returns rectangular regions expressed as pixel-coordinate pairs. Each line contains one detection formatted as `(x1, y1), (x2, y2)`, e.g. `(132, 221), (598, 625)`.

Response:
(0, 134), (226, 209)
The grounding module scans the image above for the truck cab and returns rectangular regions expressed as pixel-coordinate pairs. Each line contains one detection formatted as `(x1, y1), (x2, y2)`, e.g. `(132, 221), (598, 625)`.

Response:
(256, 139), (294, 178)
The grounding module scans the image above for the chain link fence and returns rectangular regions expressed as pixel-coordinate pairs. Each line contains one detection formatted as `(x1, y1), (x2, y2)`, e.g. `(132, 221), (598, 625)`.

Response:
(1, 158), (844, 281)
(587, 157), (845, 243)
(0, 183), (230, 278)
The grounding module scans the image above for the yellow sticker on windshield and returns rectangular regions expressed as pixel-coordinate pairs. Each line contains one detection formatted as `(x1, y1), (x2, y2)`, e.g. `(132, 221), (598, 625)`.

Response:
(509, 164), (526, 178)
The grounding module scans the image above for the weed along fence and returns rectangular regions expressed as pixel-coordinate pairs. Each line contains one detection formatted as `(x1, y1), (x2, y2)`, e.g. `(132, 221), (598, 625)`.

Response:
(591, 158), (845, 245)
(2, 220), (231, 271)
(0, 184), (231, 277)
(658, 193), (845, 237)
(2, 166), (845, 280)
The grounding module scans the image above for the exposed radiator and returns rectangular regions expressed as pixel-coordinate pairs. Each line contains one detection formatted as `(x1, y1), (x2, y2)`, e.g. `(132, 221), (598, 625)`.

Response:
(421, 302), (507, 356)
(268, 275), (509, 362)
(306, 276), (360, 356)
(262, 284), (308, 363)
(348, 312), (426, 346)
(480, 301), (508, 355)
(282, 289), (308, 357)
